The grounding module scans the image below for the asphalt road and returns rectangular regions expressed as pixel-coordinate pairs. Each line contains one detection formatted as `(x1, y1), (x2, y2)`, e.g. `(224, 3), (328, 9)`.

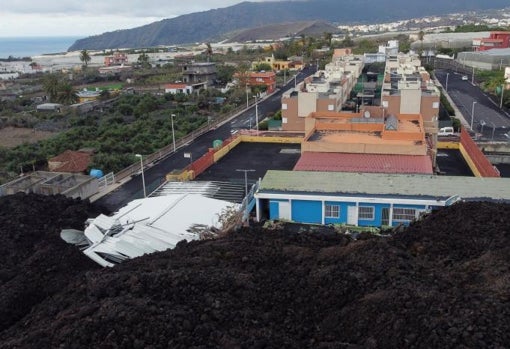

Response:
(95, 66), (316, 212)
(435, 69), (510, 141)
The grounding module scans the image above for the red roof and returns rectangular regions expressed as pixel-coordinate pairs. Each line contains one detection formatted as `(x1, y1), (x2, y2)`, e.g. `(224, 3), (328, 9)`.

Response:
(48, 150), (92, 173)
(164, 83), (188, 89)
(294, 152), (433, 174)
(250, 71), (276, 78)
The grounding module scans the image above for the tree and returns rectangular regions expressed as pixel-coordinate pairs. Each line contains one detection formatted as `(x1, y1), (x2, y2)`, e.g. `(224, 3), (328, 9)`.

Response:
(253, 63), (272, 72)
(323, 32), (333, 48)
(56, 82), (78, 105)
(42, 73), (61, 102)
(137, 52), (151, 69)
(79, 50), (91, 67)
(205, 43), (213, 62)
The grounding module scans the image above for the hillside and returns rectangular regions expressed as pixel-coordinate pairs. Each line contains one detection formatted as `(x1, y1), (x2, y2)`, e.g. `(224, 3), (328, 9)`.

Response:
(68, 0), (510, 51)
(0, 193), (509, 347)
(227, 20), (339, 43)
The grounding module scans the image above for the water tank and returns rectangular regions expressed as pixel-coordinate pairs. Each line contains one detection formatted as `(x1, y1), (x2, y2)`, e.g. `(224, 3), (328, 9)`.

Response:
(89, 169), (104, 178)
(213, 140), (223, 149)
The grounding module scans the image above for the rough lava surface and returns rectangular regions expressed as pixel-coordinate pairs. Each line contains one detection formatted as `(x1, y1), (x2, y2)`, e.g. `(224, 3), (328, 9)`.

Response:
(0, 193), (509, 348)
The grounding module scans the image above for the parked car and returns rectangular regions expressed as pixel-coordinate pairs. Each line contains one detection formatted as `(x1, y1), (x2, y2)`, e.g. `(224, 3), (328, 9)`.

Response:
(462, 75), (468, 81)
(438, 126), (455, 136)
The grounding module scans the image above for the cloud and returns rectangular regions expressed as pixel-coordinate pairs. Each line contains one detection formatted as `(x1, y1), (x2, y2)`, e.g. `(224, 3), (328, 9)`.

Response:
(0, 1), (276, 37)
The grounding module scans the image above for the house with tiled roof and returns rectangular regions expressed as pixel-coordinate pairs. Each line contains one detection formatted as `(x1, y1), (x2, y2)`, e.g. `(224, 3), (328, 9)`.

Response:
(48, 150), (93, 173)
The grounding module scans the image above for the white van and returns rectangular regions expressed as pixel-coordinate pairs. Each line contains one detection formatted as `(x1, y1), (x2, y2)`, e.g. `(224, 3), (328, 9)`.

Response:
(438, 127), (454, 136)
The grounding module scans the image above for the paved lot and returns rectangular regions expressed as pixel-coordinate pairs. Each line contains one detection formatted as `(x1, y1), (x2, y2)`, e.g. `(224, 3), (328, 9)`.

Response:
(436, 149), (474, 176)
(195, 142), (301, 185)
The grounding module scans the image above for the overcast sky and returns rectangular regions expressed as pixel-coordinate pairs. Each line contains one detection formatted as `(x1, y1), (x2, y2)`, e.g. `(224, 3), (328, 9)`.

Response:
(0, 0), (275, 37)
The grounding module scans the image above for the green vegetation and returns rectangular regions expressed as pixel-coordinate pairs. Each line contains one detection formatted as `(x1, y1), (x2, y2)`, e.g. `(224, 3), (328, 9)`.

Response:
(0, 93), (210, 180)
(451, 24), (509, 33)
(439, 89), (455, 116)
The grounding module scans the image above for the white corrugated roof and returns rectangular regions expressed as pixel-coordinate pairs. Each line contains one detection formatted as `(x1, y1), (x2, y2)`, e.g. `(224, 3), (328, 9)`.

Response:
(83, 194), (239, 267)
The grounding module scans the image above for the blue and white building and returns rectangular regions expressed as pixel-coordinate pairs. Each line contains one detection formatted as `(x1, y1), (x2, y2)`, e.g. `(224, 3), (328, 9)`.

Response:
(254, 170), (510, 227)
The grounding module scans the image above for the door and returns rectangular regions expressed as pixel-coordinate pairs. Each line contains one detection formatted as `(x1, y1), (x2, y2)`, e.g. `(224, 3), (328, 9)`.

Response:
(279, 201), (291, 220)
(381, 207), (390, 226)
(347, 206), (358, 225)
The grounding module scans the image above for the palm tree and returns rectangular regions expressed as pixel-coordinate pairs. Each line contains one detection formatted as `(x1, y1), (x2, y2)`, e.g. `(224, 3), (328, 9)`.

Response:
(323, 32), (333, 48)
(79, 49), (91, 67)
(418, 30), (425, 56)
(56, 82), (78, 105)
(42, 73), (60, 102)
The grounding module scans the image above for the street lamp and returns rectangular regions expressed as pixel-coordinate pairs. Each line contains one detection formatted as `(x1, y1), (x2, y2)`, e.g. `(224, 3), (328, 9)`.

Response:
(254, 96), (259, 133)
(445, 72), (449, 92)
(500, 84), (505, 109)
(245, 83), (249, 109)
(480, 120), (486, 136)
(470, 101), (477, 131)
(236, 169), (255, 197)
(135, 154), (146, 198)
(171, 113), (176, 152)
(490, 121), (496, 141)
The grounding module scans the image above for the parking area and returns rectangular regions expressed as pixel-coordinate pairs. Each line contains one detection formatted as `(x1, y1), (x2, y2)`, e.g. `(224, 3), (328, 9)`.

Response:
(195, 142), (302, 185)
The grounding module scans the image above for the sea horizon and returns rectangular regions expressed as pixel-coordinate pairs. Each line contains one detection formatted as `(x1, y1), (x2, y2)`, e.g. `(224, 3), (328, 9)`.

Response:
(0, 36), (84, 59)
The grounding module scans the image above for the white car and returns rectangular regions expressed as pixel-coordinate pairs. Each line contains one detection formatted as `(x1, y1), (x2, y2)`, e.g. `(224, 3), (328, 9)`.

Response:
(462, 75), (468, 81)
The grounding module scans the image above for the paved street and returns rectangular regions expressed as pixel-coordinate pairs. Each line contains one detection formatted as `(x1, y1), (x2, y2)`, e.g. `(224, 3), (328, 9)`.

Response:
(435, 69), (510, 141)
(94, 67), (315, 212)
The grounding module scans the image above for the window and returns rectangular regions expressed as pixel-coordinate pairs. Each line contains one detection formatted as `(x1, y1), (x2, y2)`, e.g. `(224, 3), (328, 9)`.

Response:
(328, 104), (334, 111)
(282, 117), (288, 124)
(432, 102), (439, 109)
(393, 208), (417, 221)
(282, 103), (288, 110)
(325, 204), (340, 218)
(359, 206), (374, 220)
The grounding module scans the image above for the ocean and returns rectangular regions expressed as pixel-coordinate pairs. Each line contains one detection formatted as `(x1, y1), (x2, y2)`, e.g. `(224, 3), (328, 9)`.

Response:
(0, 36), (83, 59)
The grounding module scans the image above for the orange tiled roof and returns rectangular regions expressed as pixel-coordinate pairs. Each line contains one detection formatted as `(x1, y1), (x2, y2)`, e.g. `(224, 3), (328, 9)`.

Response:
(48, 150), (92, 173)
(294, 152), (433, 174)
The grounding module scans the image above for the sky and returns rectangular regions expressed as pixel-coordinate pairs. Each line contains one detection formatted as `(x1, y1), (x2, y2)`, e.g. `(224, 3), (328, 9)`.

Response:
(0, 0), (275, 38)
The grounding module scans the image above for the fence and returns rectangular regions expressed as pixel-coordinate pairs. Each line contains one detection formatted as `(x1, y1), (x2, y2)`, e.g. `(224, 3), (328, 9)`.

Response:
(459, 128), (500, 177)
(113, 104), (249, 182)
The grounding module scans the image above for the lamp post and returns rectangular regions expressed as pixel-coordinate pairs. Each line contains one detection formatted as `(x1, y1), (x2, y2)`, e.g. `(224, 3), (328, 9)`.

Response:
(445, 72), (449, 92)
(171, 113), (176, 152)
(245, 83), (249, 109)
(470, 101), (477, 131)
(490, 121), (496, 141)
(135, 154), (146, 198)
(471, 66), (475, 84)
(501, 84), (505, 109)
(254, 96), (259, 133)
(236, 169), (255, 197)
(480, 120), (486, 136)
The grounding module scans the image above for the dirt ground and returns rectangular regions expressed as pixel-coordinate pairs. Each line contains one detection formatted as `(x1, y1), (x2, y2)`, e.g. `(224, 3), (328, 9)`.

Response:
(0, 193), (509, 348)
(0, 127), (56, 148)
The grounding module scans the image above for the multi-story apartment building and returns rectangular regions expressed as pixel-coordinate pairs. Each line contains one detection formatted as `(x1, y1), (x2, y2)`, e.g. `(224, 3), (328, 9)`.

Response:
(182, 62), (217, 89)
(280, 50), (363, 132)
(247, 71), (277, 93)
(380, 53), (441, 164)
(473, 31), (510, 51)
(104, 52), (128, 66)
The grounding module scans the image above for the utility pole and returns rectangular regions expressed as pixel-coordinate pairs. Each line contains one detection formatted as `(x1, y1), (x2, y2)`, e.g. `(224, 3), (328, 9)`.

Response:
(236, 169), (255, 197)
(501, 84), (505, 109)
(254, 96), (259, 133)
(471, 66), (475, 84)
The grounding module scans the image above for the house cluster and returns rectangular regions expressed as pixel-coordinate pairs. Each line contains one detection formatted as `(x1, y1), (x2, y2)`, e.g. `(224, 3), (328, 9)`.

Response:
(281, 48), (363, 131)
(250, 46), (509, 228)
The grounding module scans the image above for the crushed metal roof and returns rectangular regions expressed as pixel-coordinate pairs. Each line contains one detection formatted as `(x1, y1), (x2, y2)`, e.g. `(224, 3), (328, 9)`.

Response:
(257, 170), (510, 201)
(82, 194), (239, 267)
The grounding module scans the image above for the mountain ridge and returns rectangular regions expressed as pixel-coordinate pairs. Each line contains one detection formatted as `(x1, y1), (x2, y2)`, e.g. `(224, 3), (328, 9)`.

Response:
(68, 0), (509, 51)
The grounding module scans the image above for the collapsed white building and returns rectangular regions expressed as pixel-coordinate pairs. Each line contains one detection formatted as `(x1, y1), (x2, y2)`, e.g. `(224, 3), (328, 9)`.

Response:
(68, 194), (238, 267)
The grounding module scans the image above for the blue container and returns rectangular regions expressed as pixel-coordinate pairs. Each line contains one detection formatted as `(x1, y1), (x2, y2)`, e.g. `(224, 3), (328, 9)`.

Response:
(89, 169), (104, 178)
